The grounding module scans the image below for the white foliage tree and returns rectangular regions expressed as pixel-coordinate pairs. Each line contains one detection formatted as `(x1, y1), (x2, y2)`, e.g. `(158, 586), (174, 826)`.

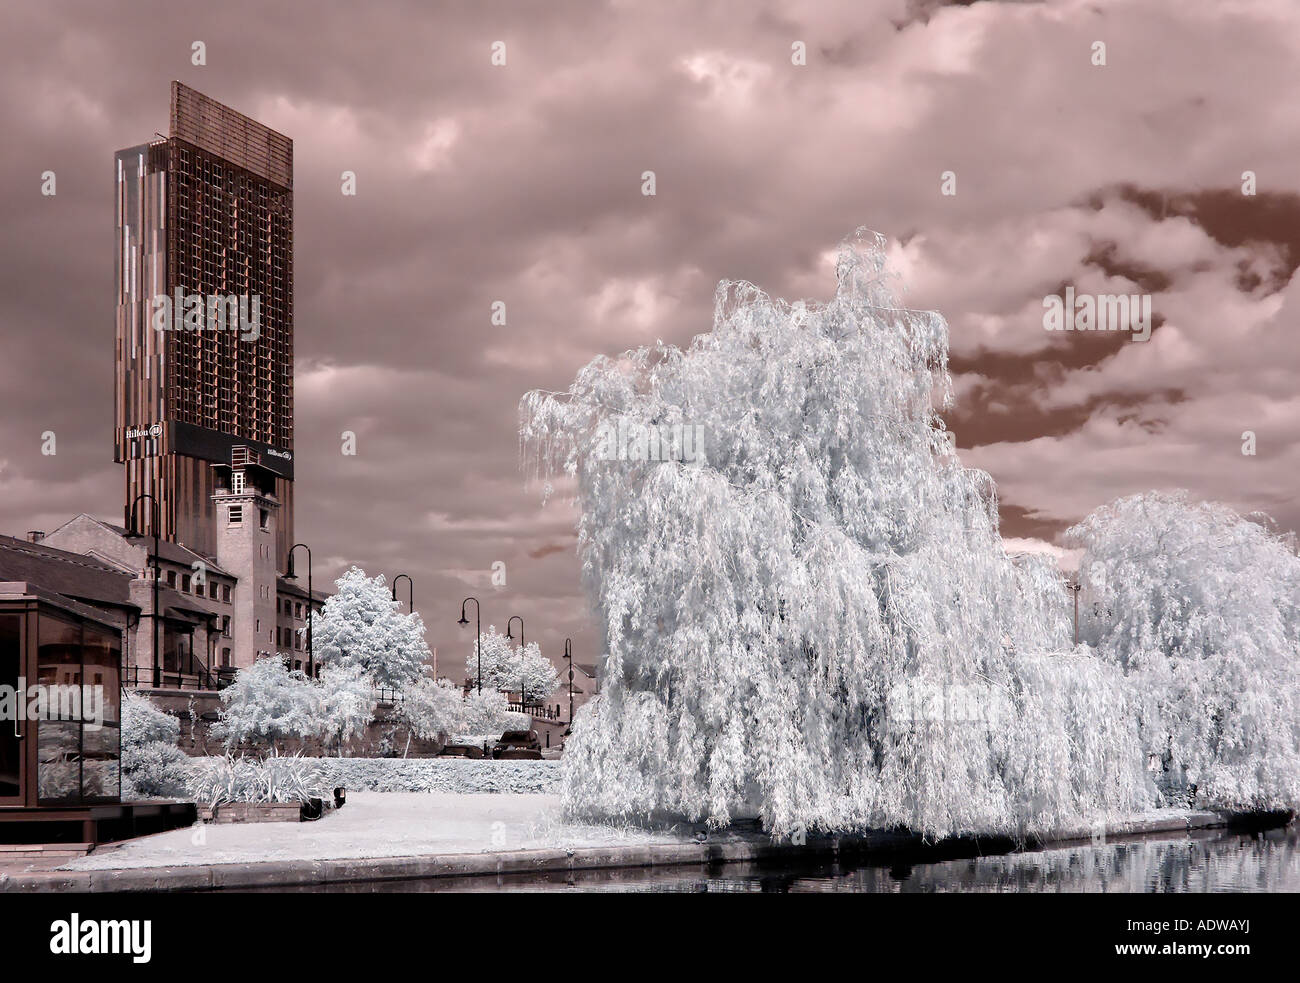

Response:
(395, 675), (465, 755)
(459, 688), (529, 736)
(311, 566), (431, 690)
(1065, 492), (1300, 811)
(216, 657), (322, 751)
(469, 626), (559, 706)
(521, 229), (1151, 839)
(318, 663), (379, 756)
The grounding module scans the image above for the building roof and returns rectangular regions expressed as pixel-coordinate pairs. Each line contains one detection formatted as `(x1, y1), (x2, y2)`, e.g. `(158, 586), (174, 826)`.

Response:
(276, 576), (329, 604)
(0, 534), (135, 607)
(0, 534), (212, 625)
(104, 522), (233, 578)
(43, 513), (233, 578)
(0, 581), (126, 631)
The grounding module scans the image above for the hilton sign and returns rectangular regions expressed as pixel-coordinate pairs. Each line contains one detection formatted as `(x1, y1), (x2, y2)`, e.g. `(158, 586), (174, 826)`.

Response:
(124, 423), (163, 440)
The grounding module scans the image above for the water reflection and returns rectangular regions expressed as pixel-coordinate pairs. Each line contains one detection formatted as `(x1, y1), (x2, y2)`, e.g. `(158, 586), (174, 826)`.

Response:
(263, 823), (1299, 893)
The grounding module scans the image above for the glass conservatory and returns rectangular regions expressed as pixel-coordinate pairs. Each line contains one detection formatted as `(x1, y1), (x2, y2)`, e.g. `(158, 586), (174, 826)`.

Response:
(0, 585), (122, 810)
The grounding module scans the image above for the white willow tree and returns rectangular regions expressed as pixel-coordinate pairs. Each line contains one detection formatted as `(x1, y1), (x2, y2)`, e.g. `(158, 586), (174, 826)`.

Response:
(521, 229), (1150, 839)
(469, 626), (560, 707)
(1065, 492), (1300, 812)
(311, 567), (430, 690)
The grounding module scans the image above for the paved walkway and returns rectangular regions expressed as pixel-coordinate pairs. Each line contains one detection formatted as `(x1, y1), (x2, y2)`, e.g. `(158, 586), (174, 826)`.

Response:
(0, 794), (1229, 891)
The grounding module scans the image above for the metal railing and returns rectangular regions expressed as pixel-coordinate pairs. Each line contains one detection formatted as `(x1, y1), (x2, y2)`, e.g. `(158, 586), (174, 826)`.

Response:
(506, 701), (560, 720)
(124, 663), (231, 692)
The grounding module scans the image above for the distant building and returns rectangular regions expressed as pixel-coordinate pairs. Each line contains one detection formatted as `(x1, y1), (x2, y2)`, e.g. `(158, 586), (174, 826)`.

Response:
(544, 661), (599, 727)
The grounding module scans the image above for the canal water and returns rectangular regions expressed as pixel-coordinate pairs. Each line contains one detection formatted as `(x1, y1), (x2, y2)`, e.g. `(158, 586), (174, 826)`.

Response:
(290, 822), (1299, 893)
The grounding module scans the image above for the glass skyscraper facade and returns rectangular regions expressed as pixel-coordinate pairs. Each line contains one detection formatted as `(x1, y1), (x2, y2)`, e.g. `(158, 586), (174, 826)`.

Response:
(114, 82), (295, 570)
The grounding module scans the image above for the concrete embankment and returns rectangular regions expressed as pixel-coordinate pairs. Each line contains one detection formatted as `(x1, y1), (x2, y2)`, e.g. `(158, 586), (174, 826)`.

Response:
(2, 806), (1275, 893)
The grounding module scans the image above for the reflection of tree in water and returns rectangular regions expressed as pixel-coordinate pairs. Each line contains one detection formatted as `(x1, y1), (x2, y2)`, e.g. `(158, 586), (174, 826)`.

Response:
(801, 828), (1300, 893)
(602, 828), (1299, 894)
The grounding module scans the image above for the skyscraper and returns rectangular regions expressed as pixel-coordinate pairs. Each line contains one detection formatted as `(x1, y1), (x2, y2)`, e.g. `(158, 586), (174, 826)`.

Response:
(114, 81), (295, 570)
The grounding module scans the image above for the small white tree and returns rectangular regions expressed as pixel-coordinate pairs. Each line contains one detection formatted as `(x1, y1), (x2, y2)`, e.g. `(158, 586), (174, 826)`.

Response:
(318, 663), (379, 756)
(395, 675), (464, 756)
(215, 657), (321, 752)
(469, 626), (559, 707)
(311, 566), (431, 690)
(460, 688), (529, 736)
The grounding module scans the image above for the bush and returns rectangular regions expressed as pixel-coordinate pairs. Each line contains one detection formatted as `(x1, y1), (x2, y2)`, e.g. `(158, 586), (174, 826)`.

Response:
(284, 757), (559, 795)
(121, 692), (192, 798)
(189, 752), (336, 807)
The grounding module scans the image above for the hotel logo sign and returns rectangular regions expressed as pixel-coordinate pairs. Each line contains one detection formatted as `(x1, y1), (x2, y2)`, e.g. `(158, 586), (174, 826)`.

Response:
(125, 423), (163, 440)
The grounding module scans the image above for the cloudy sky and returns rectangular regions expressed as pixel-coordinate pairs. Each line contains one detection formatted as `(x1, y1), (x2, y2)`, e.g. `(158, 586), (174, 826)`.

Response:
(2, 0), (1296, 679)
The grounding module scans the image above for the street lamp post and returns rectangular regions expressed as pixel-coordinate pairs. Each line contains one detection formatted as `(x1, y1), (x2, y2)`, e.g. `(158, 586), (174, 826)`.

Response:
(458, 597), (482, 692)
(128, 494), (161, 689)
(1068, 580), (1081, 646)
(287, 543), (313, 676)
(564, 638), (574, 731)
(392, 574), (414, 615)
(506, 615), (525, 713)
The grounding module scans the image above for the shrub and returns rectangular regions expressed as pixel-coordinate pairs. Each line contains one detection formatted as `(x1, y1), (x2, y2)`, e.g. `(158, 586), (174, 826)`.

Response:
(120, 692), (191, 798)
(189, 752), (335, 807)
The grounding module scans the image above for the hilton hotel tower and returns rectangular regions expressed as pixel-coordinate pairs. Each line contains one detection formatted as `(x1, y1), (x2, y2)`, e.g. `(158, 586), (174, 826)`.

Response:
(114, 82), (296, 574)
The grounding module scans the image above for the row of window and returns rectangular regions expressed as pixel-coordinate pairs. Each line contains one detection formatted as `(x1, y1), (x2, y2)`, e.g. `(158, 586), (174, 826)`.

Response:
(165, 567), (231, 603)
(275, 625), (304, 650)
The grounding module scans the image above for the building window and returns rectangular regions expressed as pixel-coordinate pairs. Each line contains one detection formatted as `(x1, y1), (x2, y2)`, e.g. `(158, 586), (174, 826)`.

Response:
(259, 508), (269, 529)
(232, 470), (245, 494)
(222, 585), (231, 603)
(166, 570), (176, 587)
(221, 648), (231, 668)
(181, 574), (191, 593)
(221, 616), (230, 637)
(229, 505), (242, 524)
(209, 583), (218, 599)
(295, 602), (302, 620)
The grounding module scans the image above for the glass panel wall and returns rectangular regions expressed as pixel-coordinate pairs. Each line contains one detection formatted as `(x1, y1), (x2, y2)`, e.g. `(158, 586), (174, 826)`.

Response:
(36, 614), (81, 804)
(0, 615), (22, 800)
(35, 611), (123, 805)
(81, 623), (121, 801)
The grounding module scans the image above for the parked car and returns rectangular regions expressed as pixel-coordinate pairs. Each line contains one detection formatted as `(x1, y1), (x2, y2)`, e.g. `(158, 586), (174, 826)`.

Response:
(438, 743), (485, 759)
(492, 729), (542, 759)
